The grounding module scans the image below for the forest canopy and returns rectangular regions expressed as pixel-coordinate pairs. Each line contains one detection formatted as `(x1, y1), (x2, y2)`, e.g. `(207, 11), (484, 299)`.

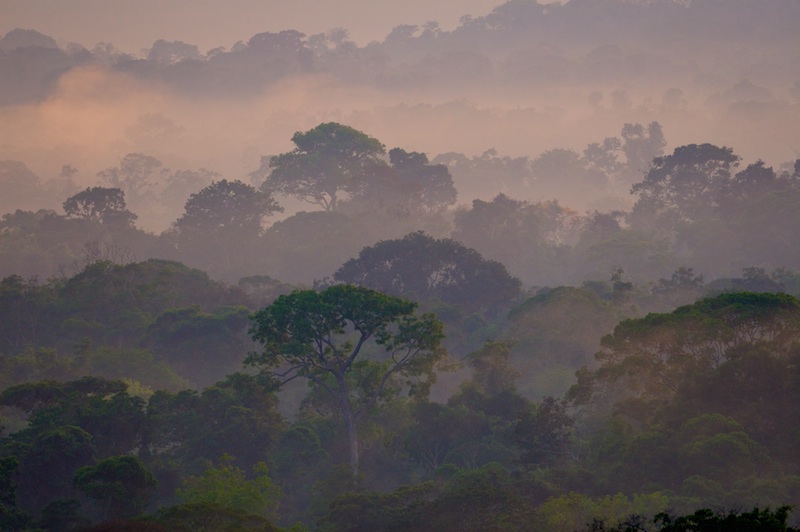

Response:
(2, 0), (800, 529)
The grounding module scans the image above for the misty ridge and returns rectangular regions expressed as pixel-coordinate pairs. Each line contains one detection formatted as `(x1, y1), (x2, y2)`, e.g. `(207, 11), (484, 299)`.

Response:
(1, 0), (799, 285)
(1, 0), (799, 192)
(2, 0), (800, 530)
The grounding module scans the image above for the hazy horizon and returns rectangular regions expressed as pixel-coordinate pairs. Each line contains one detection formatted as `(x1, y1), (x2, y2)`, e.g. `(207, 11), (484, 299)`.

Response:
(2, 0), (798, 234)
(2, 0), (512, 53)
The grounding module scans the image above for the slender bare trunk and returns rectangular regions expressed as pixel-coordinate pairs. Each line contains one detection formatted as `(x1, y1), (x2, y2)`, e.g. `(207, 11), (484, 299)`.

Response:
(344, 405), (359, 474)
(337, 374), (359, 475)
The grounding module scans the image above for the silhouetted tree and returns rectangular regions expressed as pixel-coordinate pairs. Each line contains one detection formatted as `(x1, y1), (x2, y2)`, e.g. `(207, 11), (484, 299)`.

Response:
(63, 187), (137, 228)
(333, 232), (521, 313)
(255, 123), (388, 211)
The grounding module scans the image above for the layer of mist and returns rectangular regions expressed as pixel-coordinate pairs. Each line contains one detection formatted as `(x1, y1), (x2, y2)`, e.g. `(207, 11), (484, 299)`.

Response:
(1, 0), (798, 235)
(2, 3), (800, 529)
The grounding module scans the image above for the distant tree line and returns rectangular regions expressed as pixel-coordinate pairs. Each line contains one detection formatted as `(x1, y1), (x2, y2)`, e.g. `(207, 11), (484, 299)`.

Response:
(1, 0), (797, 104)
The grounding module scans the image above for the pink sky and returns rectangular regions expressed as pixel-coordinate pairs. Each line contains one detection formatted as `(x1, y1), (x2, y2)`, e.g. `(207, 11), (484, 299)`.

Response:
(1, 0), (524, 53)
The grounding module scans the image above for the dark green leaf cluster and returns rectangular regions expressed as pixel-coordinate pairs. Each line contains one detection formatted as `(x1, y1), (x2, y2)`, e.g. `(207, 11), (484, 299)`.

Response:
(333, 231), (522, 313)
(572, 292), (800, 411)
(74, 455), (158, 520)
(0, 373), (286, 528)
(655, 506), (796, 532)
(566, 292), (800, 514)
(0, 259), (253, 389)
(248, 285), (443, 379)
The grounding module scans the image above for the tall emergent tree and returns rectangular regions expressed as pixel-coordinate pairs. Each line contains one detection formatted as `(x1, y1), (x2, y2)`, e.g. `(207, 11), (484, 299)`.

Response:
(629, 143), (740, 229)
(63, 187), (137, 228)
(174, 179), (281, 238)
(254, 122), (388, 211)
(246, 284), (446, 474)
(333, 232), (522, 313)
(170, 179), (282, 275)
(366, 148), (457, 216)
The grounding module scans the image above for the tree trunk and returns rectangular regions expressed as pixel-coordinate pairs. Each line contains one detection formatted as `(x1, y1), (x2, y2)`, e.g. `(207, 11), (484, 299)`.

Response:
(337, 375), (359, 475)
(344, 404), (359, 474)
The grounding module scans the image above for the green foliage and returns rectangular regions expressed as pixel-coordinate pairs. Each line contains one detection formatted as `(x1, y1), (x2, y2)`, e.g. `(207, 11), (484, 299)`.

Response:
(571, 292), (800, 417)
(270, 425), (330, 519)
(74, 455), (157, 519)
(466, 341), (519, 396)
(0, 259), (253, 389)
(57, 260), (249, 343)
(538, 491), (669, 531)
(515, 397), (574, 468)
(604, 414), (772, 494)
(319, 481), (436, 531)
(0, 456), (19, 508)
(320, 463), (532, 531)
(655, 506), (797, 532)
(0, 456), (32, 531)
(2, 123), (800, 530)
(1, 377), (147, 459)
(406, 399), (508, 472)
(248, 284), (447, 471)
(0, 273), (61, 355)
(0, 377), (125, 413)
(0, 344), (188, 393)
(147, 502), (282, 531)
(145, 373), (285, 470)
(84, 346), (189, 391)
(37, 498), (90, 531)
(145, 305), (251, 387)
(423, 462), (532, 531)
(247, 285), (446, 399)
(567, 291), (800, 507)
(405, 350), (572, 476)
(11, 425), (94, 511)
(677, 414), (769, 481)
(333, 231), (521, 313)
(0, 347), (75, 390)
(177, 454), (281, 520)
(507, 286), (629, 398)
